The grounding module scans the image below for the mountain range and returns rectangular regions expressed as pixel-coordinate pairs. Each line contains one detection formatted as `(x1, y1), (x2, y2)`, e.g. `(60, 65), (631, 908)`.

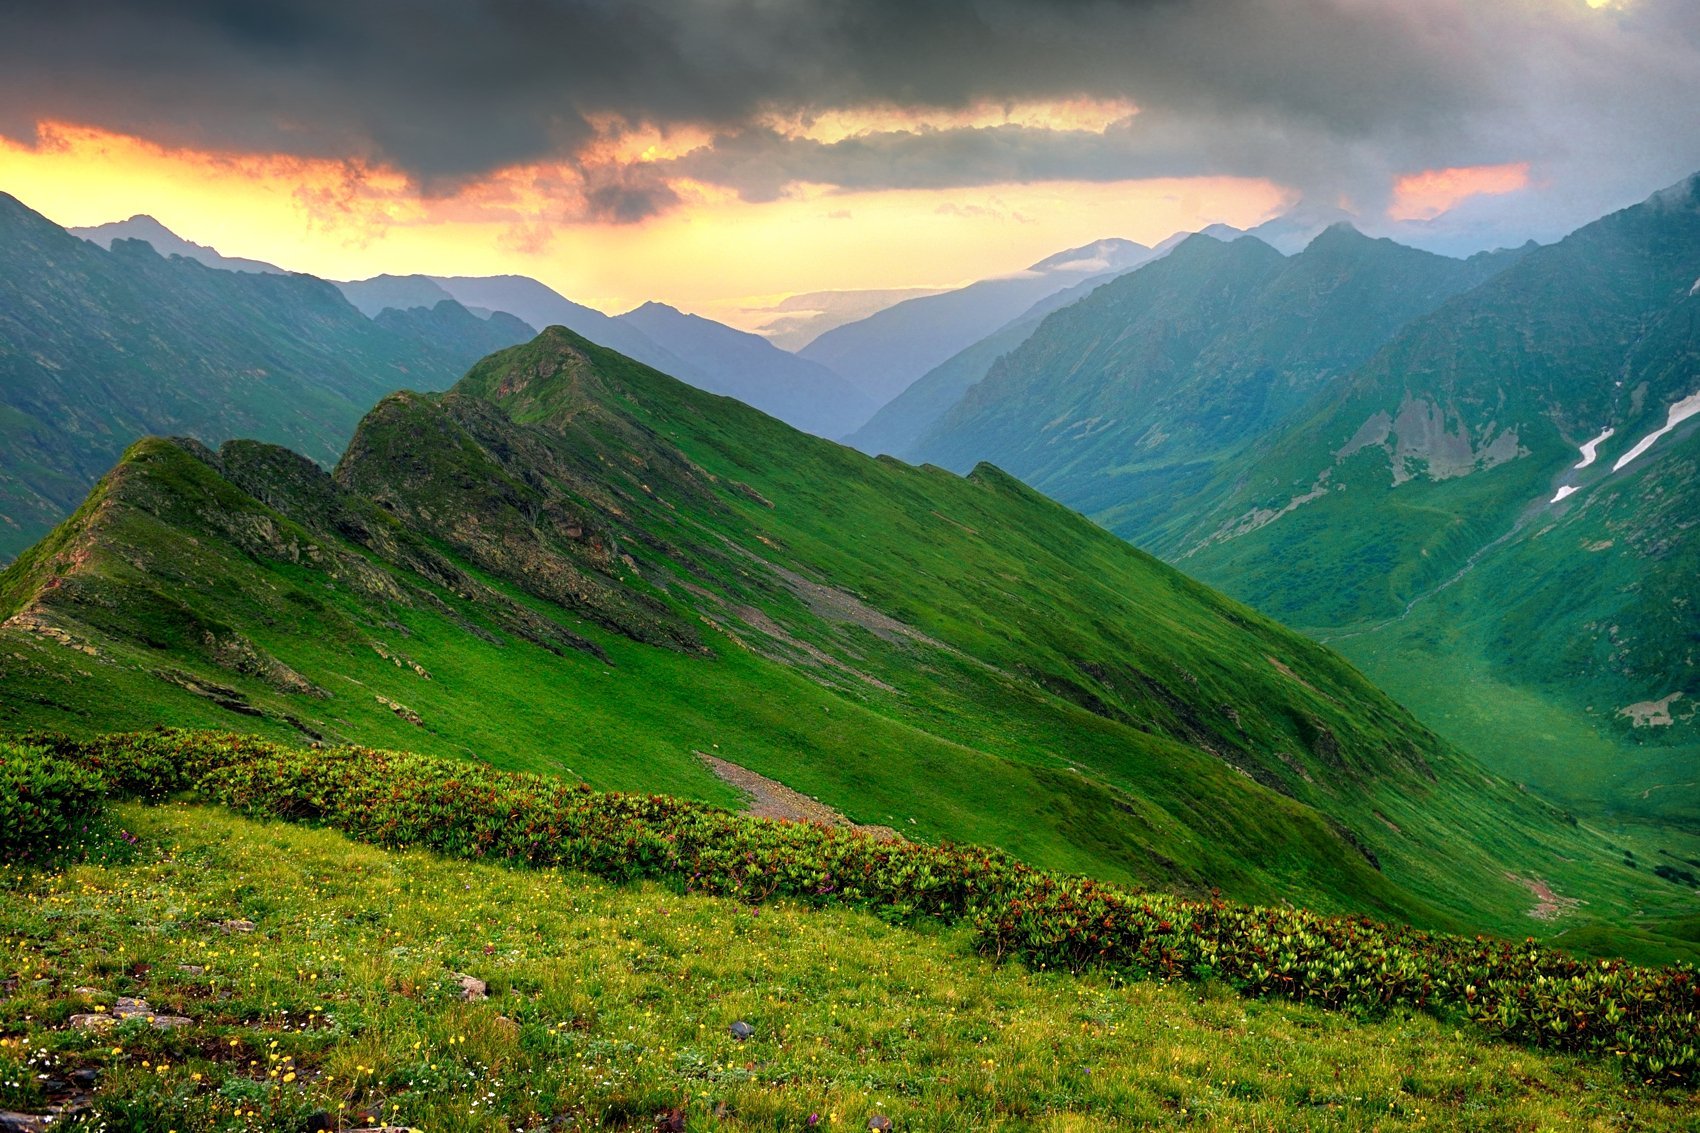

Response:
(798, 238), (1157, 410)
(336, 273), (877, 437)
(0, 194), (532, 563)
(873, 176), (1698, 853)
(6, 323), (1691, 962)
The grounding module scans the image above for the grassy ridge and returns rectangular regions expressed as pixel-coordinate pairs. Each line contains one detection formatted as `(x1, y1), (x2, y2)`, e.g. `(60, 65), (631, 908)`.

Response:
(3, 326), (1692, 961)
(24, 729), (1700, 1089)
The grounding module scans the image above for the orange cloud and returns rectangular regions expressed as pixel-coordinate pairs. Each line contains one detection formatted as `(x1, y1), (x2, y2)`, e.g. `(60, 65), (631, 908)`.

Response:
(1389, 162), (1530, 221)
(0, 119), (1287, 319)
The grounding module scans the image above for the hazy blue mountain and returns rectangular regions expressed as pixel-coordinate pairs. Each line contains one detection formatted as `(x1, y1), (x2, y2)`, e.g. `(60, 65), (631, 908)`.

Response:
(847, 224), (1268, 458)
(614, 301), (874, 436)
(70, 214), (288, 274)
(798, 238), (1154, 411)
(744, 286), (953, 351)
(372, 300), (535, 360)
(336, 274), (461, 317)
(426, 275), (698, 373)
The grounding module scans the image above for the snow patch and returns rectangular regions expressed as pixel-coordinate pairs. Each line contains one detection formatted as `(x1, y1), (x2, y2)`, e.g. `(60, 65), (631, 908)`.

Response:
(1612, 389), (1700, 472)
(1573, 426), (1614, 469)
(1550, 484), (1578, 503)
(1690, 275), (1700, 296)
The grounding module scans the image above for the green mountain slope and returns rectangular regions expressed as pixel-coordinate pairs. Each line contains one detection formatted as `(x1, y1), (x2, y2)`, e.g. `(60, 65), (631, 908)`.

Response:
(1175, 175), (1700, 830)
(912, 228), (1519, 541)
(0, 193), (530, 563)
(843, 253), (1152, 459)
(2, 327), (1689, 957)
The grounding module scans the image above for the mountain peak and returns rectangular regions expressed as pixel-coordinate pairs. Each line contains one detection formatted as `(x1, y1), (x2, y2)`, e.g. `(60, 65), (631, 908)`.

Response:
(69, 213), (287, 274)
(1027, 237), (1149, 274)
(627, 299), (685, 318)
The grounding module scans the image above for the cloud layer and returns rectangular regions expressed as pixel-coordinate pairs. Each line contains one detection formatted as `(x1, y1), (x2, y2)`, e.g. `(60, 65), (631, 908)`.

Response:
(4, 0), (1698, 242)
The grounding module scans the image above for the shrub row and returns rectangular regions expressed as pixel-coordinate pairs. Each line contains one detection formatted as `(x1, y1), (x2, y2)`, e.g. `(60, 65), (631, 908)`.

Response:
(0, 741), (106, 863)
(30, 728), (1700, 1087)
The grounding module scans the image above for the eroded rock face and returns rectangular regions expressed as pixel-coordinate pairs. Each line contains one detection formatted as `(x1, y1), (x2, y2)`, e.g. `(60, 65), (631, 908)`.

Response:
(1385, 396), (1525, 485)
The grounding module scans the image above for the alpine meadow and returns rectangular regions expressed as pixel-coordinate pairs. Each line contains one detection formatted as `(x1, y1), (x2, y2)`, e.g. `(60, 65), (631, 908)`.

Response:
(1, 2), (1697, 1130)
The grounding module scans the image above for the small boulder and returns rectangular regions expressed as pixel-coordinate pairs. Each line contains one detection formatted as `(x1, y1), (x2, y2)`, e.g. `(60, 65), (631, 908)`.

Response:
(112, 996), (153, 1019)
(68, 1068), (99, 1089)
(454, 973), (487, 1001)
(68, 1014), (117, 1032)
(492, 1015), (520, 1040)
(149, 1015), (193, 1030)
(219, 919), (256, 933)
(0, 1112), (49, 1132)
(177, 965), (206, 976)
(867, 1117), (893, 1131)
(728, 1020), (754, 1041)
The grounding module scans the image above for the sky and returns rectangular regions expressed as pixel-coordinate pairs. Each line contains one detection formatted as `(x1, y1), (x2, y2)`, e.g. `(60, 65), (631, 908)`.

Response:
(2, 0), (1697, 327)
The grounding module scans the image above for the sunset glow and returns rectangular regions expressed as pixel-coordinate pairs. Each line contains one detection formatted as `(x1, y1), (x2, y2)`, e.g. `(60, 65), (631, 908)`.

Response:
(1388, 163), (1533, 222)
(0, 120), (1288, 322)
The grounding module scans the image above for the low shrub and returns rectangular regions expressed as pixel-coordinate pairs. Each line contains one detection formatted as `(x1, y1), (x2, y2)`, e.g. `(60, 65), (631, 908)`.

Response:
(31, 728), (1700, 1087)
(0, 741), (107, 863)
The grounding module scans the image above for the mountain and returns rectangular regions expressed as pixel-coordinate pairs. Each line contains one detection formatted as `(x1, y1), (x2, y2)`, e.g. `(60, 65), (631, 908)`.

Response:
(425, 274), (698, 371)
(743, 286), (953, 351)
(846, 253), (1165, 459)
(798, 238), (1155, 411)
(372, 299), (535, 359)
(845, 221), (1330, 460)
(1246, 203), (1361, 254)
(1168, 175), (1700, 829)
(910, 227), (1521, 542)
(0, 193), (526, 563)
(69, 214), (288, 274)
(614, 301), (875, 437)
(335, 273), (462, 317)
(3, 325), (1688, 960)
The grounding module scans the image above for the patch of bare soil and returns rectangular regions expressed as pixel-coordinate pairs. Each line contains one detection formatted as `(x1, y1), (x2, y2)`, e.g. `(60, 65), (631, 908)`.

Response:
(770, 563), (948, 649)
(1504, 872), (1584, 920)
(697, 752), (899, 842)
(1618, 692), (1685, 727)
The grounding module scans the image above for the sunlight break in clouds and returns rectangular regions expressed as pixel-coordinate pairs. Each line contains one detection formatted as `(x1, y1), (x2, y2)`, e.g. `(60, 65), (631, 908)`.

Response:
(1388, 163), (1533, 222)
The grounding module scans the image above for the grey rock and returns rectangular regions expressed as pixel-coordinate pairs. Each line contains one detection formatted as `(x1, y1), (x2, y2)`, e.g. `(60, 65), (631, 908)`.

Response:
(67, 1013), (117, 1032)
(729, 1020), (754, 1041)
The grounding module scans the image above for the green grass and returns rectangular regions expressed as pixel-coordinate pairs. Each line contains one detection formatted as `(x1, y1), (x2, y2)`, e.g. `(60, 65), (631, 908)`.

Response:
(3, 802), (1696, 1131)
(3, 328), (1694, 965)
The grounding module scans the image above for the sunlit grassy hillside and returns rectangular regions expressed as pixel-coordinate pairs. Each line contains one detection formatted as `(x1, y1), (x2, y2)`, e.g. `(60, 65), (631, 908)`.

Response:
(4, 802), (1696, 1131)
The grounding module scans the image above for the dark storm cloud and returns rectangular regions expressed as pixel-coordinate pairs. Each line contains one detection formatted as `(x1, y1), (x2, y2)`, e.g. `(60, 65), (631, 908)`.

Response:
(0, 0), (1499, 175)
(2, 0), (1698, 236)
